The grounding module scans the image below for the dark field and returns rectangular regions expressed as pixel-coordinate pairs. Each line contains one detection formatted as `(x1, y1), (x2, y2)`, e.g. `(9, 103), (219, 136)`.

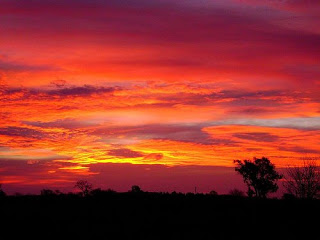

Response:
(1, 193), (318, 239)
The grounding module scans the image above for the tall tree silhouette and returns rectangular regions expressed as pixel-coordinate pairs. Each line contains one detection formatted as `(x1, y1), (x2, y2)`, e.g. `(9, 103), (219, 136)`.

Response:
(234, 157), (282, 198)
(283, 161), (320, 199)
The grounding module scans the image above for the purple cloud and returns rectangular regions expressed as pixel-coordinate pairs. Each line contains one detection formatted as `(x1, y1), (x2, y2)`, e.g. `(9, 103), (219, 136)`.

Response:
(108, 148), (144, 158)
(50, 79), (67, 88)
(1, 85), (119, 100)
(93, 124), (214, 145)
(23, 119), (95, 129)
(278, 146), (320, 154)
(47, 85), (117, 97)
(0, 127), (47, 139)
(233, 132), (279, 142)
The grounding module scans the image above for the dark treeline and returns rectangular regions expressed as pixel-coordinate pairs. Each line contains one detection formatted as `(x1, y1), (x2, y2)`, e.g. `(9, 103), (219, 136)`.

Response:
(1, 190), (320, 239)
(1, 157), (320, 239)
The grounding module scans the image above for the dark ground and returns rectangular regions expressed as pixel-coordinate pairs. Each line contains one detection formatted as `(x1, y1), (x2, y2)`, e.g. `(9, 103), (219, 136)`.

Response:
(0, 192), (319, 239)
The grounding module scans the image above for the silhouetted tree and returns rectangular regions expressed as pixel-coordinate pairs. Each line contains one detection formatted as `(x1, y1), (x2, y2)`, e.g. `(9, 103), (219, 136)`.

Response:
(229, 188), (245, 197)
(74, 180), (93, 196)
(234, 157), (282, 198)
(0, 184), (6, 197)
(130, 185), (142, 193)
(283, 161), (320, 199)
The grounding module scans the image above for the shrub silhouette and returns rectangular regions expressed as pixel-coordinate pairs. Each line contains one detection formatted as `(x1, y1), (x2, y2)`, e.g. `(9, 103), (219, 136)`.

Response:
(130, 185), (142, 193)
(90, 188), (116, 197)
(234, 157), (282, 198)
(229, 188), (245, 197)
(0, 184), (6, 198)
(40, 189), (54, 196)
(209, 190), (218, 196)
(40, 189), (61, 196)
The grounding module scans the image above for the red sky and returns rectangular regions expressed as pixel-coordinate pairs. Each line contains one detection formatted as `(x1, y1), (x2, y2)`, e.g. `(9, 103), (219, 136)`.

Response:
(0, 0), (319, 194)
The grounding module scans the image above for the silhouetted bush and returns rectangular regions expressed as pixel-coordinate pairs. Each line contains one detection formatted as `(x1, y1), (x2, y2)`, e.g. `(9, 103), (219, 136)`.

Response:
(186, 192), (195, 197)
(130, 185), (142, 193)
(0, 184), (6, 198)
(91, 188), (117, 197)
(40, 189), (60, 196)
(209, 190), (218, 196)
(229, 189), (245, 197)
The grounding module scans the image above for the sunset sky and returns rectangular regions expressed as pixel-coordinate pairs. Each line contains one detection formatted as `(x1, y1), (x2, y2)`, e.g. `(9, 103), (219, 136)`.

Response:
(0, 0), (319, 194)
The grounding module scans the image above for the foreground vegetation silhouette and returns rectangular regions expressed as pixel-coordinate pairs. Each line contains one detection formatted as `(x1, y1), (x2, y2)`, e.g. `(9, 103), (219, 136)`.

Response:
(1, 157), (320, 239)
(284, 161), (320, 199)
(235, 157), (283, 198)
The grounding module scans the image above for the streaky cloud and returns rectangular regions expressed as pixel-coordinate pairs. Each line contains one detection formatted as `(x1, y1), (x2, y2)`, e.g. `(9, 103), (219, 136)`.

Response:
(210, 117), (320, 130)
